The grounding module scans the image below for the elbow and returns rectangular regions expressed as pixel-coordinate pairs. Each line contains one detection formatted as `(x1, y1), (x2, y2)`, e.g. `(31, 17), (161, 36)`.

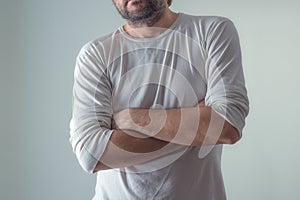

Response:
(222, 122), (241, 145)
(70, 125), (113, 173)
(76, 147), (99, 174)
(78, 158), (97, 174)
(225, 132), (240, 145)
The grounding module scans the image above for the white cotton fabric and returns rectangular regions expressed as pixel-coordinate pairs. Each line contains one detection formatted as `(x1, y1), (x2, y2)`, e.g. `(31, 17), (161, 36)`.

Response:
(70, 13), (249, 200)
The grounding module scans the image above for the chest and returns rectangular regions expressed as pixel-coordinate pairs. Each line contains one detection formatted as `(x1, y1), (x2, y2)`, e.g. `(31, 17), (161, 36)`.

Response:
(106, 42), (207, 110)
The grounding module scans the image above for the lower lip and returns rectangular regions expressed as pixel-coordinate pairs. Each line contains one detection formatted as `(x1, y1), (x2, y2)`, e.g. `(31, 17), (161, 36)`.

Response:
(127, 0), (141, 4)
(126, 0), (143, 8)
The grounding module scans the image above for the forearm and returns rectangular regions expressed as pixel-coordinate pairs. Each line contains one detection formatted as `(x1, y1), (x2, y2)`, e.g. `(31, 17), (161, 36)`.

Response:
(94, 129), (183, 172)
(95, 105), (239, 172)
(157, 106), (239, 145)
(108, 129), (168, 153)
(114, 105), (240, 147)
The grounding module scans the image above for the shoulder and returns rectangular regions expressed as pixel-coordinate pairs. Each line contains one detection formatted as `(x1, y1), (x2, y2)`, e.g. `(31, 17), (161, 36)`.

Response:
(182, 13), (233, 25)
(177, 13), (236, 32)
(77, 29), (122, 58)
(78, 32), (113, 54)
(179, 13), (238, 43)
(182, 14), (234, 32)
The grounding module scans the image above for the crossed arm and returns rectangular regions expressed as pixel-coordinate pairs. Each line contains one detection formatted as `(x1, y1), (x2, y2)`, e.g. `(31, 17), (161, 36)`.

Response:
(94, 102), (240, 172)
(72, 19), (249, 173)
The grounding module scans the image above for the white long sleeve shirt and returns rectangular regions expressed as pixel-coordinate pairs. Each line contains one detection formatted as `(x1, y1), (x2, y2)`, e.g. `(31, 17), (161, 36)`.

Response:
(70, 13), (249, 200)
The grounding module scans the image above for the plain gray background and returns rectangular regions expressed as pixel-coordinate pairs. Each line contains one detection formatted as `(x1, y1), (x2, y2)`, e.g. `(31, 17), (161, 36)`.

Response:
(1, 0), (299, 199)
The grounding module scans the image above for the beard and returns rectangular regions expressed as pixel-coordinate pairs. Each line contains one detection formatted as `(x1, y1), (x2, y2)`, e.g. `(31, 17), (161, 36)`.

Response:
(113, 0), (166, 25)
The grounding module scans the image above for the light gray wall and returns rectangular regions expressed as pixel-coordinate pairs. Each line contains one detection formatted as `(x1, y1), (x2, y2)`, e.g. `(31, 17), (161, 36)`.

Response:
(1, 0), (299, 199)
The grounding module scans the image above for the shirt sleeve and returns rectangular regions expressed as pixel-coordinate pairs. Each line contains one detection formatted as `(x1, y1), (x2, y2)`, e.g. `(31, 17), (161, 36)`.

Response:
(69, 43), (113, 173)
(204, 18), (249, 136)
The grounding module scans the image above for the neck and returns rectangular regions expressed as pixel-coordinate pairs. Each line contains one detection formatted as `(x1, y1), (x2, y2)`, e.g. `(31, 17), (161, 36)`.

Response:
(123, 8), (179, 38)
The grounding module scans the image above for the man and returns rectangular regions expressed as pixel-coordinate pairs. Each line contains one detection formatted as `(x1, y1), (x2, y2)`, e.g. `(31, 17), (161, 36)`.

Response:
(69, 0), (249, 199)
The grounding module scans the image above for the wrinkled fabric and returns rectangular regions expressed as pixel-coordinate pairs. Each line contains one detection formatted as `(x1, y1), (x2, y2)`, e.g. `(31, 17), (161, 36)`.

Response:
(70, 13), (249, 200)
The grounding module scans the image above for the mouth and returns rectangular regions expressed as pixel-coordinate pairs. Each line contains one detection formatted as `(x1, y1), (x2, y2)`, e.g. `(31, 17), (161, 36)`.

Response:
(124, 0), (130, 6)
(126, 0), (143, 6)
